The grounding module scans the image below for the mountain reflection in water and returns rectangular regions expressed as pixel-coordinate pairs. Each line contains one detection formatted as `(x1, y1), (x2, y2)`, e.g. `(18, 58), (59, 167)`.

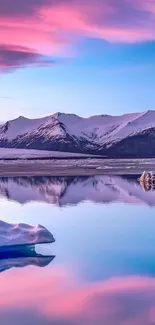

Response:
(0, 175), (155, 206)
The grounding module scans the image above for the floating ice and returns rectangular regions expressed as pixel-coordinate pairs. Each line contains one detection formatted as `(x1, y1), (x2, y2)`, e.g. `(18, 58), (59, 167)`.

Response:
(0, 221), (55, 248)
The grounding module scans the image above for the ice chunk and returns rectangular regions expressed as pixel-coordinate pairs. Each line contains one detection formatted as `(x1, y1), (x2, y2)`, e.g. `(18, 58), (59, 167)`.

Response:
(0, 221), (55, 248)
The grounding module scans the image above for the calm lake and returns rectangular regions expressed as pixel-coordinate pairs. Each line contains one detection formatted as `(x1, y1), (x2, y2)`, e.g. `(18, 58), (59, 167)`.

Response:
(0, 175), (155, 325)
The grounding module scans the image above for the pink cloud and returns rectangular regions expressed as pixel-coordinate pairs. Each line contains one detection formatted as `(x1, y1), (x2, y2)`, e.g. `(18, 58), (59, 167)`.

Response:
(0, 44), (56, 71)
(1, 266), (155, 324)
(45, 0), (155, 42)
(0, 0), (155, 71)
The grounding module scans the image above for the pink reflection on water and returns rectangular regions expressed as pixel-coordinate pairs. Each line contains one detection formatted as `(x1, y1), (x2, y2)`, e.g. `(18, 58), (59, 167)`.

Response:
(0, 266), (155, 324)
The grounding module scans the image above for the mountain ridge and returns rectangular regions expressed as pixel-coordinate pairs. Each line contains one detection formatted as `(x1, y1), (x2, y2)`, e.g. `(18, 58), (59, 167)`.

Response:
(0, 110), (155, 157)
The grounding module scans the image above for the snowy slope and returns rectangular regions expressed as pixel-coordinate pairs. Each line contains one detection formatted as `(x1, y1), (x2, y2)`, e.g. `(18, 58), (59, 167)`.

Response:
(0, 148), (92, 159)
(0, 115), (50, 140)
(103, 110), (155, 146)
(0, 110), (155, 155)
(0, 176), (155, 207)
(58, 111), (146, 141)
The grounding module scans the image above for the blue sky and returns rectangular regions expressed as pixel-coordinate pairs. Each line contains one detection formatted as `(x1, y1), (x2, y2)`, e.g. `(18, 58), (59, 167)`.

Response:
(0, 0), (155, 120)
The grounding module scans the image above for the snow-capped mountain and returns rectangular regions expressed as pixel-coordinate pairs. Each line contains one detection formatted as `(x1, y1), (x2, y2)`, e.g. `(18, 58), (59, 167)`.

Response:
(0, 110), (155, 156)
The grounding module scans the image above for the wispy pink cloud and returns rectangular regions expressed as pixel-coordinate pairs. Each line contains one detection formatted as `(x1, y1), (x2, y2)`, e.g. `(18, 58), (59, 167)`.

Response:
(0, 0), (155, 71)
(0, 44), (56, 71)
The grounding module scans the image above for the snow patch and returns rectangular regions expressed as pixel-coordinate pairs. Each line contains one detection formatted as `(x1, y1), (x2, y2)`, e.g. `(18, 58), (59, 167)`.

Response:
(0, 148), (91, 159)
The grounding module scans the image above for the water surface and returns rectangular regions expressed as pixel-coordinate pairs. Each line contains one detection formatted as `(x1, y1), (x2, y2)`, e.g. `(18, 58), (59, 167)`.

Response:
(0, 175), (155, 325)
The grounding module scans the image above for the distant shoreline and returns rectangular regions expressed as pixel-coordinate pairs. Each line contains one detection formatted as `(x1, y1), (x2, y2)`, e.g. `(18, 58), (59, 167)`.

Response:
(0, 158), (153, 177)
(1, 156), (155, 161)
(1, 148), (155, 160)
(0, 167), (141, 177)
(0, 155), (105, 161)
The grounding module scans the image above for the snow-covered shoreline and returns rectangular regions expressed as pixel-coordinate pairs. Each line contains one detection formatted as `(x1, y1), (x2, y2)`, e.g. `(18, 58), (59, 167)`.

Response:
(0, 148), (95, 159)
(0, 158), (154, 177)
(0, 149), (154, 177)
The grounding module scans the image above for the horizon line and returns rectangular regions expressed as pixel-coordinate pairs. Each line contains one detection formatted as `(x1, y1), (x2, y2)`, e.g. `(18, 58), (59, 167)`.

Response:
(1, 109), (155, 123)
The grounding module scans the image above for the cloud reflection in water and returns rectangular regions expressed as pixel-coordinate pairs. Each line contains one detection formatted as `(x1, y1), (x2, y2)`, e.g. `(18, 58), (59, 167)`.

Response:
(0, 267), (155, 325)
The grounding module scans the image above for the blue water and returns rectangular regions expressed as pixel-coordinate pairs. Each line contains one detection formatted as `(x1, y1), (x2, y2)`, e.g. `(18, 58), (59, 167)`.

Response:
(0, 175), (155, 324)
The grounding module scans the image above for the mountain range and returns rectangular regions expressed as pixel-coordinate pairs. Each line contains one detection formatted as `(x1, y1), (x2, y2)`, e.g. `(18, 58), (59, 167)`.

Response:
(1, 110), (155, 157)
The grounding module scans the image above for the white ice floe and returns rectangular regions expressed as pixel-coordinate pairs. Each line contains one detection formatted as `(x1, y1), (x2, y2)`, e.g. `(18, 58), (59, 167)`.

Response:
(0, 221), (55, 248)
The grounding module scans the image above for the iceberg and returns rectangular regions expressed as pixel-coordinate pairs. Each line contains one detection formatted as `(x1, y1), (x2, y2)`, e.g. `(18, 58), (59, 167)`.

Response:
(0, 220), (55, 248)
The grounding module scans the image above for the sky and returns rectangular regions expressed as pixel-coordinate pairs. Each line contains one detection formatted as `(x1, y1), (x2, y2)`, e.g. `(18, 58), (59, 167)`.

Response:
(0, 0), (155, 121)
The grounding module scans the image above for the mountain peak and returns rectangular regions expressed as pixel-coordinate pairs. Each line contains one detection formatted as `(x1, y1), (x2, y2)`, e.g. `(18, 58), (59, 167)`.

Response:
(143, 109), (155, 115)
(16, 115), (27, 121)
(52, 112), (80, 118)
(52, 112), (61, 119)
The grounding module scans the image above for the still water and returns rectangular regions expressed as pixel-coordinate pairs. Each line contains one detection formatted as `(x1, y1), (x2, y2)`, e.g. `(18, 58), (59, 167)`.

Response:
(0, 175), (155, 325)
